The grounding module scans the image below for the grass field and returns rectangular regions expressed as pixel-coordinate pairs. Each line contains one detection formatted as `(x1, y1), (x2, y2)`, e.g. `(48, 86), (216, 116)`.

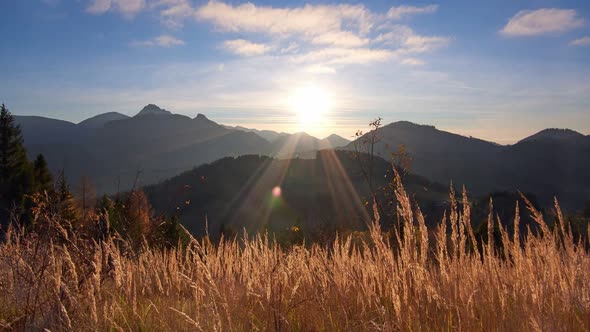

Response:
(1, 175), (589, 331)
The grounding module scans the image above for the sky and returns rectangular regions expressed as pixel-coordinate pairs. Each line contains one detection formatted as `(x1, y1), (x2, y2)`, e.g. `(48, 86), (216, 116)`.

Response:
(1, 0), (589, 144)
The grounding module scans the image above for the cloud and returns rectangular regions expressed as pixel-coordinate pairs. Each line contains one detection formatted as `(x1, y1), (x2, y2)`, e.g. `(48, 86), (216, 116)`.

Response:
(194, 1), (449, 67)
(86, 0), (145, 18)
(500, 8), (584, 36)
(195, 1), (377, 41)
(223, 39), (272, 56)
(400, 58), (425, 66)
(83, 1), (449, 67)
(387, 5), (438, 20)
(374, 25), (449, 53)
(292, 47), (394, 65)
(150, 0), (194, 28)
(570, 36), (590, 46)
(132, 35), (185, 47)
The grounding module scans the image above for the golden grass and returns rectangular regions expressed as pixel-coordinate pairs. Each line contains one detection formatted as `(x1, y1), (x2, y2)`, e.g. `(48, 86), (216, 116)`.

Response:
(1, 175), (589, 331)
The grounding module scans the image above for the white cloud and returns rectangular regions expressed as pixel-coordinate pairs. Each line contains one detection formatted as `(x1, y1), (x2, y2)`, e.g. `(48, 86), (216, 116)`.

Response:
(500, 8), (584, 36)
(150, 0), (194, 28)
(195, 2), (373, 36)
(84, 1), (449, 67)
(223, 39), (272, 56)
(132, 35), (185, 47)
(401, 58), (425, 66)
(374, 25), (449, 53)
(310, 31), (370, 48)
(292, 47), (394, 65)
(387, 5), (438, 20)
(194, 1), (449, 67)
(86, 0), (145, 18)
(570, 36), (590, 46)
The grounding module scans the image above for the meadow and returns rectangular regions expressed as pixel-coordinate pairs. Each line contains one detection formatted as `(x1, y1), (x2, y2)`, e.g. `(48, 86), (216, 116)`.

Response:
(0, 174), (589, 331)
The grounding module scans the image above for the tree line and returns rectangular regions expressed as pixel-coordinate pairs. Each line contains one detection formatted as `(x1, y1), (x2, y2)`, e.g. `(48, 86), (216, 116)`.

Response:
(0, 103), (184, 247)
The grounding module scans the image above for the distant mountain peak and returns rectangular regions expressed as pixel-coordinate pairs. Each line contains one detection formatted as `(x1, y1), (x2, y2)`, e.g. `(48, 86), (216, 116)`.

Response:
(387, 121), (436, 130)
(322, 133), (350, 148)
(135, 104), (171, 117)
(519, 128), (584, 144)
(195, 113), (208, 120)
(78, 112), (129, 128)
(326, 133), (347, 140)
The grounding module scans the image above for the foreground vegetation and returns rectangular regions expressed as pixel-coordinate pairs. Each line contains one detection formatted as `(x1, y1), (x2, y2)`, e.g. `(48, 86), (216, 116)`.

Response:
(1, 171), (588, 331)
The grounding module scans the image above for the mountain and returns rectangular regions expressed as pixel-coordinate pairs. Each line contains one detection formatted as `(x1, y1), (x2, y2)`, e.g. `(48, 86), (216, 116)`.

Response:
(232, 126), (288, 142)
(345, 121), (502, 192)
(230, 125), (349, 149)
(78, 112), (129, 129)
(15, 109), (590, 211)
(496, 134), (590, 210)
(134, 104), (172, 117)
(345, 121), (590, 210)
(17, 105), (274, 193)
(321, 134), (350, 149)
(14, 116), (81, 145)
(270, 132), (350, 158)
(518, 128), (585, 144)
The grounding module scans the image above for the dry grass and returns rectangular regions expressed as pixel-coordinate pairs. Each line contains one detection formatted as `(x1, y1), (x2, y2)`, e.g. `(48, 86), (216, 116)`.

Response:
(1, 175), (589, 331)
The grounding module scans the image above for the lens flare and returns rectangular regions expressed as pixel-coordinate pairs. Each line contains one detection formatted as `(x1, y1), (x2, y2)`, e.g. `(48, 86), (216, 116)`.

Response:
(272, 186), (282, 198)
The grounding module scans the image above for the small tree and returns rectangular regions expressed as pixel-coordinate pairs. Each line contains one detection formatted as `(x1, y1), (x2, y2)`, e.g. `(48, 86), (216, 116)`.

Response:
(124, 189), (153, 246)
(352, 117), (382, 196)
(391, 144), (412, 179)
(76, 175), (96, 222)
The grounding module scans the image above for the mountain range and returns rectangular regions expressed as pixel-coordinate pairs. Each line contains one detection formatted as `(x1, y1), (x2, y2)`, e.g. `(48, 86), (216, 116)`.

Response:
(348, 121), (590, 210)
(15, 104), (350, 193)
(14, 104), (590, 211)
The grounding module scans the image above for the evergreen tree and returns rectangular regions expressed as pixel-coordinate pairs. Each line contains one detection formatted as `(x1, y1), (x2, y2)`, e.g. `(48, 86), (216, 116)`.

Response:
(33, 154), (53, 193)
(55, 170), (79, 223)
(0, 103), (34, 226)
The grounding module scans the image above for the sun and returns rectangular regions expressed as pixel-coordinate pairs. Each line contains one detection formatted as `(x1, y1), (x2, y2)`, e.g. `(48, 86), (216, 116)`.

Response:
(288, 84), (332, 130)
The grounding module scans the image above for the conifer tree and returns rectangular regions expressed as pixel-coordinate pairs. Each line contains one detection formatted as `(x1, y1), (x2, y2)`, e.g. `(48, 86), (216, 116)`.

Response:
(0, 103), (34, 225)
(33, 154), (53, 193)
(55, 170), (79, 223)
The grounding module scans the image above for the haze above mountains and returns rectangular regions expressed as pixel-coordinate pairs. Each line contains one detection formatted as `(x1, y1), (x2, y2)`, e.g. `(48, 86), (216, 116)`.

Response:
(14, 104), (590, 211)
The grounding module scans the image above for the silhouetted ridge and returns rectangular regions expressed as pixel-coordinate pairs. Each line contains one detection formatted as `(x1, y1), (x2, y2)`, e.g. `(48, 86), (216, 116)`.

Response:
(135, 104), (171, 117)
(519, 128), (584, 143)
(78, 112), (129, 128)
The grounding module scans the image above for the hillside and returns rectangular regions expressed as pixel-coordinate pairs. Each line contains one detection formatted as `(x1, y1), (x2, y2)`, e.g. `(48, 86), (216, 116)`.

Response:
(144, 151), (449, 238)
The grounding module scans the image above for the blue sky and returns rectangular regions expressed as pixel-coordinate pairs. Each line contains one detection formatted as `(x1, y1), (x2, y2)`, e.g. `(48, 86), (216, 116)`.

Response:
(1, 0), (589, 143)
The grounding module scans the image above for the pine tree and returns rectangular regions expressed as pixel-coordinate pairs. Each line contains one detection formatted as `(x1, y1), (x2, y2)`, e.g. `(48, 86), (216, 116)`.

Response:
(33, 154), (53, 193)
(55, 170), (79, 223)
(0, 103), (34, 226)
